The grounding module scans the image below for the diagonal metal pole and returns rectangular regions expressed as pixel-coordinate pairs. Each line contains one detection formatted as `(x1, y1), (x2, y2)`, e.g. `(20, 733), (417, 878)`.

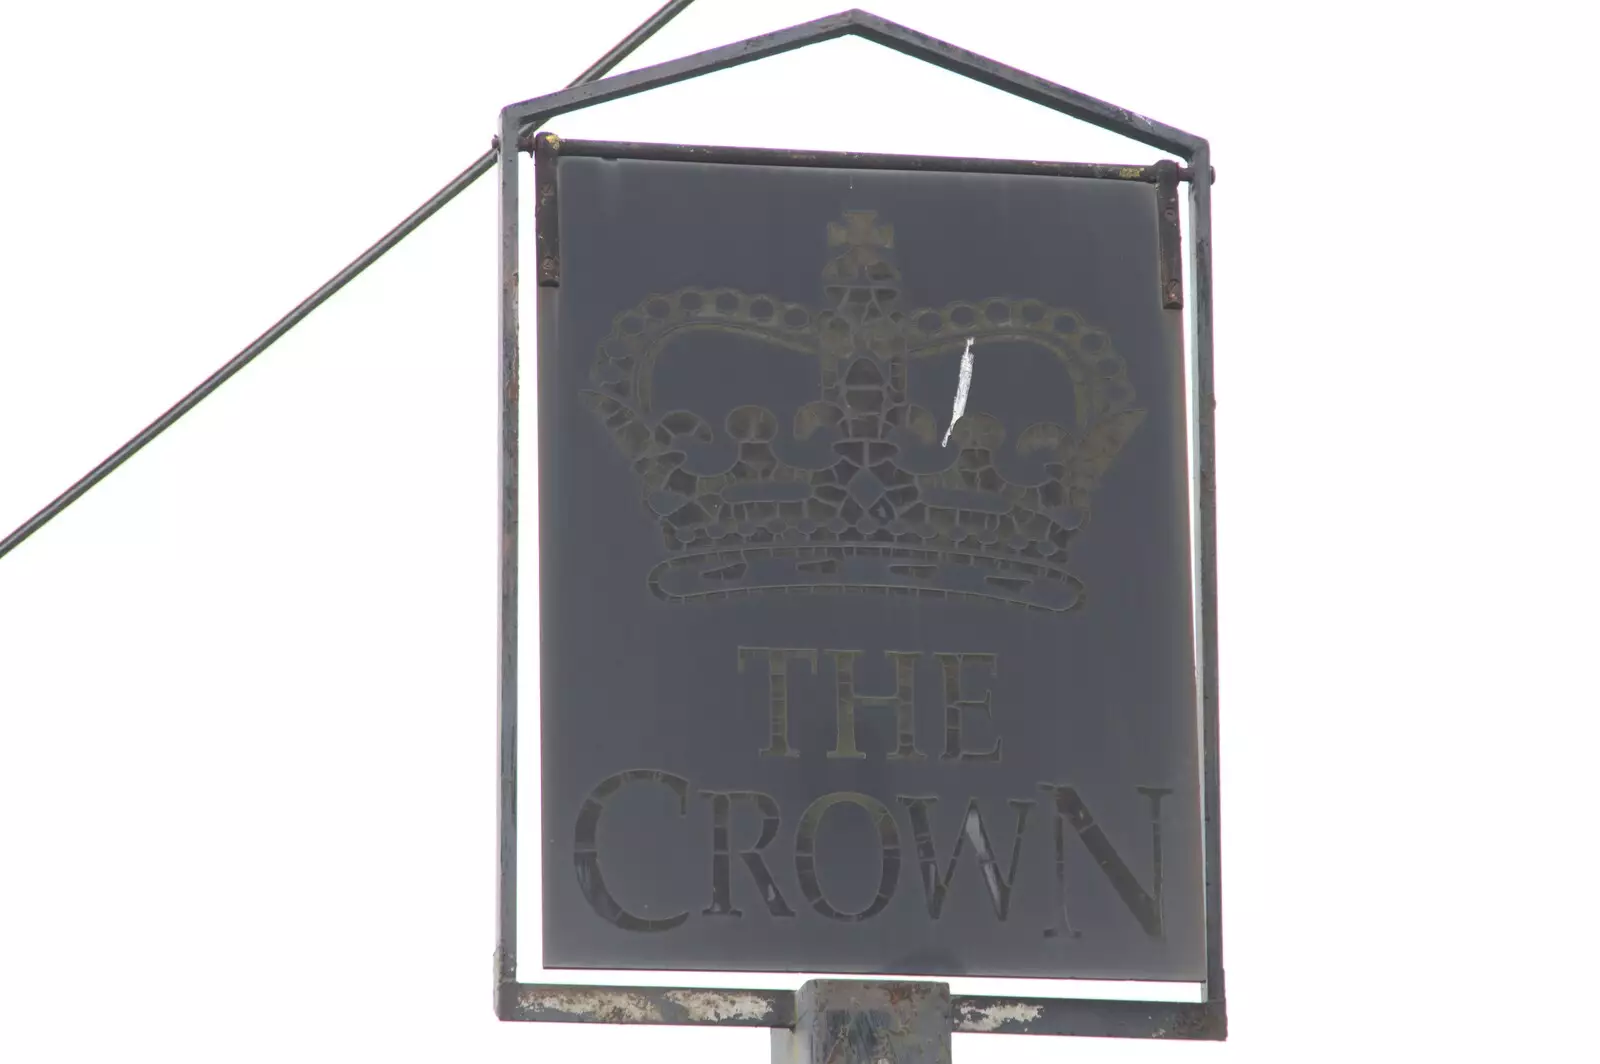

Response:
(0, 0), (698, 563)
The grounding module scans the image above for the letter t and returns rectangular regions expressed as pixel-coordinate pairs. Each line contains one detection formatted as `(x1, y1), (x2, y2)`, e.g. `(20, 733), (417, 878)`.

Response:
(738, 647), (815, 758)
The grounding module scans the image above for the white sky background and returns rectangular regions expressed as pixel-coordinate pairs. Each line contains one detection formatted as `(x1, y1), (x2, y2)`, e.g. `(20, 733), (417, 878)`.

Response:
(0, 0), (1595, 1060)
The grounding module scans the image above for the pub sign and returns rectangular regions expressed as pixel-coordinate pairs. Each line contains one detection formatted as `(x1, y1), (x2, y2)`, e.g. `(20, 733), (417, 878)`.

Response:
(530, 136), (1204, 982)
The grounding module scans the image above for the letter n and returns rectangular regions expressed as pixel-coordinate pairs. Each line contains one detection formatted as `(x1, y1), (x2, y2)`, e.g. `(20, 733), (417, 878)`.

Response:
(1039, 784), (1171, 939)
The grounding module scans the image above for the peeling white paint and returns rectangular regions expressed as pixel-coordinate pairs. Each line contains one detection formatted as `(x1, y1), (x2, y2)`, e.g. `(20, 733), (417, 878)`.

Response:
(525, 990), (662, 1024)
(662, 989), (772, 1022)
(957, 1001), (1043, 1032)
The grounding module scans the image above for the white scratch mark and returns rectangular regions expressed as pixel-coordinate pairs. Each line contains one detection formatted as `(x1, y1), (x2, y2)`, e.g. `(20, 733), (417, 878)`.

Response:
(942, 337), (975, 447)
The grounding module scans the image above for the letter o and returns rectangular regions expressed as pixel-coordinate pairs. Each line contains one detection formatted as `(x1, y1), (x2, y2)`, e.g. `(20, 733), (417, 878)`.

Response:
(794, 791), (901, 921)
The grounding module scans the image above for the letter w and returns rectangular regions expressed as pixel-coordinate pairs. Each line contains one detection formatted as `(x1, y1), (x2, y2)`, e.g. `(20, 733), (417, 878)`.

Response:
(898, 797), (1034, 920)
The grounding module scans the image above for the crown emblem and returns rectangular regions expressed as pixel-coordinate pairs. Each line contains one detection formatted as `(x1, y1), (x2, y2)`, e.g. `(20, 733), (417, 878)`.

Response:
(582, 210), (1145, 612)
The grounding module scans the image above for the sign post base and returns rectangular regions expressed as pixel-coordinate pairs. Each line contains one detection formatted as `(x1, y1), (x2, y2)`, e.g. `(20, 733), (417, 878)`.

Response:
(771, 980), (952, 1064)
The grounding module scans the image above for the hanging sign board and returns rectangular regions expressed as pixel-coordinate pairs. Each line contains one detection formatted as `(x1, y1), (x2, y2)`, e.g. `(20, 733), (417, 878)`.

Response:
(531, 138), (1204, 982)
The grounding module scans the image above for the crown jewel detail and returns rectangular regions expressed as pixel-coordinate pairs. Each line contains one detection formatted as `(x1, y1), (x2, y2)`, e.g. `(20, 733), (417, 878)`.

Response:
(582, 211), (1144, 612)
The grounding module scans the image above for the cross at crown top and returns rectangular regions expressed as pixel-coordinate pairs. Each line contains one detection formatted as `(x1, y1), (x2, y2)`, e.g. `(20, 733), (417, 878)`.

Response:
(824, 210), (898, 285)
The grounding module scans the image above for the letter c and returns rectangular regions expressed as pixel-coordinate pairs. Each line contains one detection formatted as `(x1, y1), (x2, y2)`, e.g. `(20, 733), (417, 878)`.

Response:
(573, 769), (690, 932)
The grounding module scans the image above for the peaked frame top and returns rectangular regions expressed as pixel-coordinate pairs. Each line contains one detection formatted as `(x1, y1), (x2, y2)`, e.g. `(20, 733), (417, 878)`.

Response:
(502, 8), (1207, 160)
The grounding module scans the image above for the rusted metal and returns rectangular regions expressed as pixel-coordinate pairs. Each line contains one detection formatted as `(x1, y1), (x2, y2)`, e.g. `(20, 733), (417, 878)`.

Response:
(504, 983), (1223, 1042)
(508, 984), (794, 1027)
(1155, 159), (1184, 309)
(526, 134), (1214, 183)
(533, 132), (561, 286)
(494, 107), (521, 1006)
(496, 5), (1224, 1044)
(568, 0), (702, 88)
(534, 137), (1187, 183)
(953, 995), (1223, 1039)
(504, 10), (1204, 159)
(774, 981), (951, 1063)
(1189, 139), (1227, 1025)
(495, 0), (703, 1006)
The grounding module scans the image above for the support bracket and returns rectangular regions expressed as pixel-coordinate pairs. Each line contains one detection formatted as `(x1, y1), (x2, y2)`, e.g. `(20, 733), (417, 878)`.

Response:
(772, 980), (952, 1064)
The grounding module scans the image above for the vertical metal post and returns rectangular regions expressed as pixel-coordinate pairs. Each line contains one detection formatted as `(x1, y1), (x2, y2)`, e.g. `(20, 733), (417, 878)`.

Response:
(494, 107), (521, 1009)
(1188, 141), (1226, 1023)
(771, 981), (953, 1064)
(493, 2), (700, 1017)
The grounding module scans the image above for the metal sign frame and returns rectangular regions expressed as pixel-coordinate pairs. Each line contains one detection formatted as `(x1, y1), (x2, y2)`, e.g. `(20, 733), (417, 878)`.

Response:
(495, 8), (1221, 1042)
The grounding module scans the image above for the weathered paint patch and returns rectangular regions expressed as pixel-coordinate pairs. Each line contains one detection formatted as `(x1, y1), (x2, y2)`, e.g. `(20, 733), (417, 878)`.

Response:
(662, 989), (773, 1023)
(524, 989), (662, 1024)
(956, 1001), (1043, 1033)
